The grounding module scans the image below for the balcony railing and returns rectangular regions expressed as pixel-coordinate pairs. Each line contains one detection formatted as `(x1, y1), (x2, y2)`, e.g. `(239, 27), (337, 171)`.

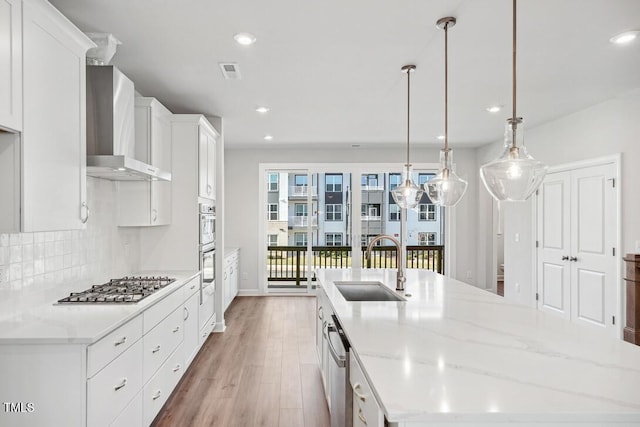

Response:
(288, 216), (318, 227)
(267, 245), (444, 286)
(288, 186), (318, 198)
(362, 185), (384, 191)
(361, 215), (382, 221)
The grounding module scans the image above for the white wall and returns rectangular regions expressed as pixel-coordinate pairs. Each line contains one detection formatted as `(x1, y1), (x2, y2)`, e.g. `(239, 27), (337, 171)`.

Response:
(224, 145), (479, 293)
(477, 88), (640, 305)
(0, 177), (140, 289)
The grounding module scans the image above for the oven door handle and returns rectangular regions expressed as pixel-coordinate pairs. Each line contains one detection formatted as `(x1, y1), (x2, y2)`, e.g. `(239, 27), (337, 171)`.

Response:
(327, 325), (346, 368)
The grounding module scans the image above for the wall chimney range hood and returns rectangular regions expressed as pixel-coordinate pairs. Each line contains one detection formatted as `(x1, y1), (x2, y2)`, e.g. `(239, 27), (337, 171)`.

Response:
(85, 61), (171, 181)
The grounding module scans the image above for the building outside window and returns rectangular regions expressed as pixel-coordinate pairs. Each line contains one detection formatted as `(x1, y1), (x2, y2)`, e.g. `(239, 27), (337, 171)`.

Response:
(418, 232), (437, 245)
(268, 203), (278, 221)
(294, 175), (308, 187)
(326, 174), (342, 192)
(294, 203), (307, 217)
(294, 232), (307, 246)
(361, 234), (381, 246)
(389, 173), (401, 190)
(389, 204), (400, 221)
(268, 234), (278, 246)
(418, 173), (434, 187)
(361, 174), (379, 189)
(325, 204), (342, 221)
(361, 204), (380, 219)
(268, 173), (279, 191)
(325, 233), (343, 246)
(418, 204), (436, 221)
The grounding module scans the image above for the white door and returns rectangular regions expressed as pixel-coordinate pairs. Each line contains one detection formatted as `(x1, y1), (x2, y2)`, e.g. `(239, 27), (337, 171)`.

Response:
(537, 162), (617, 336)
(570, 164), (617, 333)
(537, 171), (571, 319)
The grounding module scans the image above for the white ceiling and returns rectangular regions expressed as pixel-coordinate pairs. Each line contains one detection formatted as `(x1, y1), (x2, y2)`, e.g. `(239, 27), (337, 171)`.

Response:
(50, 0), (640, 149)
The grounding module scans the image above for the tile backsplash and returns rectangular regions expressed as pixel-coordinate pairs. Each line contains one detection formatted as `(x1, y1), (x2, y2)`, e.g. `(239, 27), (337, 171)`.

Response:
(0, 177), (140, 289)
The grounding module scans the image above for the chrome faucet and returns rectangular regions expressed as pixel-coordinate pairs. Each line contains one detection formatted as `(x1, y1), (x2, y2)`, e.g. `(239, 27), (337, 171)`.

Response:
(365, 234), (405, 291)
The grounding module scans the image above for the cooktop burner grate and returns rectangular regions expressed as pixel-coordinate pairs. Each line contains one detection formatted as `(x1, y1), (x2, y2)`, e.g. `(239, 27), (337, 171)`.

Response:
(57, 276), (176, 304)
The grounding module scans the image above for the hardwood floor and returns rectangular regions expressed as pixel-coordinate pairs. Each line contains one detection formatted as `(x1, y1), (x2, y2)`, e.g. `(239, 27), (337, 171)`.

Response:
(153, 296), (330, 427)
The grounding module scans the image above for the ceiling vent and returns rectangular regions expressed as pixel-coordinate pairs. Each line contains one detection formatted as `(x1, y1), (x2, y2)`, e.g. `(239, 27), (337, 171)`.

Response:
(219, 62), (241, 80)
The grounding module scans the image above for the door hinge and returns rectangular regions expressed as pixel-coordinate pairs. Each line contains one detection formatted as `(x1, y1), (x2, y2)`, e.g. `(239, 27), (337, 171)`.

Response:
(535, 240), (539, 248)
(612, 316), (616, 325)
(609, 178), (616, 188)
(613, 247), (616, 256)
(535, 189), (539, 196)
(535, 293), (539, 301)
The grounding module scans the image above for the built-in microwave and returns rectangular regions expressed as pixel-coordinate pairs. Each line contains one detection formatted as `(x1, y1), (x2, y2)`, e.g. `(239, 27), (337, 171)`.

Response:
(200, 203), (215, 247)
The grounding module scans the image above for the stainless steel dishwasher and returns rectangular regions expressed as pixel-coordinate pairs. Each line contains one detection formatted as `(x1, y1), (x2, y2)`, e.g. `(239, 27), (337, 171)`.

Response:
(327, 314), (353, 427)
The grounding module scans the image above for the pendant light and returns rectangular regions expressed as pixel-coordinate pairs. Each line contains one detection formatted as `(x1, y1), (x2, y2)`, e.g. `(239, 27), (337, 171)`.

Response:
(425, 17), (468, 207)
(391, 64), (424, 209)
(480, 0), (547, 201)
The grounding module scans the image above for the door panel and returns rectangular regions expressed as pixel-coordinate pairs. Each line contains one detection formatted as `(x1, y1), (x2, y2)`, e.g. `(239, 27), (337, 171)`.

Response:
(541, 263), (567, 313)
(575, 175), (605, 254)
(575, 268), (606, 326)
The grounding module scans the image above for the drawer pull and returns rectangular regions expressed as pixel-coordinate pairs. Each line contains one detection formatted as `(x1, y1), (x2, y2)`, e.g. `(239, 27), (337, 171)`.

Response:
(114, 378), (127, 391)
(152, 345), (161, 354)
(202, 331), (208, 338)
(353, 383), (366, 402)
(173, 325), (181, 333)
(114, 336), (127, 347)
(172, 364), (181, 373)
(184, 306), (190, 321)
(318, 306), (323, 320)
(190, 283), (196, 290)
(358, 407), (367, 425)
(152, 390), (162, 400)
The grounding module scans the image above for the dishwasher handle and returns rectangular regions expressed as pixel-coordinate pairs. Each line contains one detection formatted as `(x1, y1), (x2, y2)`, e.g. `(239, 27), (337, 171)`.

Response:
(327, 324), (347, 368)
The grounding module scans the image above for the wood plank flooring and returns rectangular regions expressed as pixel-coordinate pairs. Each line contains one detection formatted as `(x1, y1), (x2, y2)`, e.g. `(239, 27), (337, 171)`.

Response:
(153, 296), (330, 427)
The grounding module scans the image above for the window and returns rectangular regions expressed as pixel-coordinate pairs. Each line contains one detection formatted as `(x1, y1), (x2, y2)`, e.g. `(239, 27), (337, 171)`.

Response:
(419, 204), (436, 221)
(361, 204), (380, 218)
(326, 174), (342, 192)
(325, 204), (343, 221)
(418, 173), (434, 186)
(389, 173), (402, 191)
(389, 204), (400, 221)
(325, 233), (343, 246)
(294, 203), (307, 217)
(268, 173), (279, 192)
(361, 234), (381, 246)
(418, 232), (437, 245)
(268, 203), (278, 221)
(294, 175), (308, 187)
(294, 232), (307, 247)
(268, 234), (278, 246)
(361, 174), (378, 188)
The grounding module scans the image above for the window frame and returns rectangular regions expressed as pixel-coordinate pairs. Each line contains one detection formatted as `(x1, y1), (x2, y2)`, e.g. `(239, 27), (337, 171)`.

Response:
(267, 203), (278, 221)
(325, 204), (343, 221)
(267, 173), (279, 192)
(325, 233), (343, 247)
(294, 232), (307, 247)
(325, 174), (343, 193)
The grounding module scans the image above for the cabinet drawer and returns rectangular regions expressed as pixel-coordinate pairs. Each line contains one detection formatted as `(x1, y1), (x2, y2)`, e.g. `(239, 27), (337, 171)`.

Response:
(88, 315), (143, 378)
(199, 315), (216, 346)
(144, 285), (183, 334)
(349, 352), (384, 427)
(88, 339), (143, 427)
(110, 390), (142, 427)
(143, 305), (184, 383)
(143, 343), (184, 426)
(183, 276), (199, 298)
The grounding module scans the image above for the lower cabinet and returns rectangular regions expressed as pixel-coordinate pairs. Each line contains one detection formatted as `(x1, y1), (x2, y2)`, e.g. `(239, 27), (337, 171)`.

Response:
(224, 249), (240, 312)
(350, 352), (384, 427)
(143, 343), (184, 426)
(183, 290), (200, 366)
(316, 286), (334, 406)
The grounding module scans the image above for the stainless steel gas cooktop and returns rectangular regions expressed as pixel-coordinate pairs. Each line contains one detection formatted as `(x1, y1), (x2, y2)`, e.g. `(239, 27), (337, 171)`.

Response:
(57, 276), (176, 304)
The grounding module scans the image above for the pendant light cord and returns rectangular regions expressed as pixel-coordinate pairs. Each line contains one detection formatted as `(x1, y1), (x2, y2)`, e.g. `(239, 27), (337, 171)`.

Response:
(444, 20), (449, 153)
(511, 0), (518, 147)
(406, 66), (411, 172)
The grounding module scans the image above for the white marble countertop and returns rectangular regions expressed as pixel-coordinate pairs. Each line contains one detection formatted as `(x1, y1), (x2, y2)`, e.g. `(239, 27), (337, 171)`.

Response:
(0, 270), (200, 345)
(316, 268), (640, 424)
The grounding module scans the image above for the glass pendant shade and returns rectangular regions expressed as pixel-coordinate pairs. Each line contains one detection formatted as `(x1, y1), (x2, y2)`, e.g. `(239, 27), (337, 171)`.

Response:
(392, 166), (424, 209)
(480, 118), (548, 201)
(426, 149), (468, 207)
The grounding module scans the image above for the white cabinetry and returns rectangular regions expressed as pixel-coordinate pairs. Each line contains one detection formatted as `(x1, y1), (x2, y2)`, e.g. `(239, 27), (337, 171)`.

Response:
(183, 286), (200, 366)
(316, 286), (334, 404)
(118, 97), (172, 226)
(20, 0), (93, 231)
(223, 249), (240, 311)
(0, 0), (22, 132)
(198, 126), (217, 200)
(350, 352), (384, 427)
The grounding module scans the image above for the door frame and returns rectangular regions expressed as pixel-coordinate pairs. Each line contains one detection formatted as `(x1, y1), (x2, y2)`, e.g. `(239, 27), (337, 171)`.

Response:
(533, 154), (622, 337)
(258, 162), (446, 294)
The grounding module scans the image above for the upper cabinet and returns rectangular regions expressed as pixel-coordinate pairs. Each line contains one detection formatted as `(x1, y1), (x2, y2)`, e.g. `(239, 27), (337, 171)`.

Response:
(0, 0), (94, 232)
(118, 97), (172, 226)
(0, 0), (22, 132)
(198, 125), (217, 201)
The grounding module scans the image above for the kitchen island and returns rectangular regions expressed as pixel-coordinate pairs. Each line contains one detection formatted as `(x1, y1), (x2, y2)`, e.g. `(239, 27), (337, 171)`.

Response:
(316, 268), (640, 426)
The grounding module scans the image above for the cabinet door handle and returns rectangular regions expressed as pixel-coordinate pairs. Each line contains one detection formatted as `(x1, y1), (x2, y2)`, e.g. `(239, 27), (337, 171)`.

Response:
(184, 306), (189, 321)
(207, 184), (212, 195)
(172, 325), (181, 333)
(353, 383), (367, 402)
(357, 407), (367, 425)
(172, 364), (181, 373)
(569, 256), (578, 262)
(230, 267), (234, 274)
(114, 336), (127, 347)
(224, 272), (228, 280)
(80, 202), (90, 224)
(561, 255), (569, 261)
(152, 390), (162, 400)
(152, 345), (161, 354)
(114, 378), (127, 391)
(152, 209), (158, 222)
(318, 306), (323, 320)
(190, 283), (196, 290)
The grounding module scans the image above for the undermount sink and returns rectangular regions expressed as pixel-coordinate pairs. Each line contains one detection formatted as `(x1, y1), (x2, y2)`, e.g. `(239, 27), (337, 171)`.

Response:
(334, 281), (405, 302)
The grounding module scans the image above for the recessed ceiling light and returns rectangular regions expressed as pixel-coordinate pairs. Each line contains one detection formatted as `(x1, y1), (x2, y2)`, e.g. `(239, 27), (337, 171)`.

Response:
(486, 105), (502, 113)
(610, 30), (639, 45)
(264, 135), (273, 141)
(256, 106), (270, 113)
(437, 135), (445, 140)
(234, 32), (256, 46)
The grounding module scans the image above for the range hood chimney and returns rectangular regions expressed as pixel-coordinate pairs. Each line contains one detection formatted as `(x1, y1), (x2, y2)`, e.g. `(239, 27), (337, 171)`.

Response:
(85, 33), (171, 181)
